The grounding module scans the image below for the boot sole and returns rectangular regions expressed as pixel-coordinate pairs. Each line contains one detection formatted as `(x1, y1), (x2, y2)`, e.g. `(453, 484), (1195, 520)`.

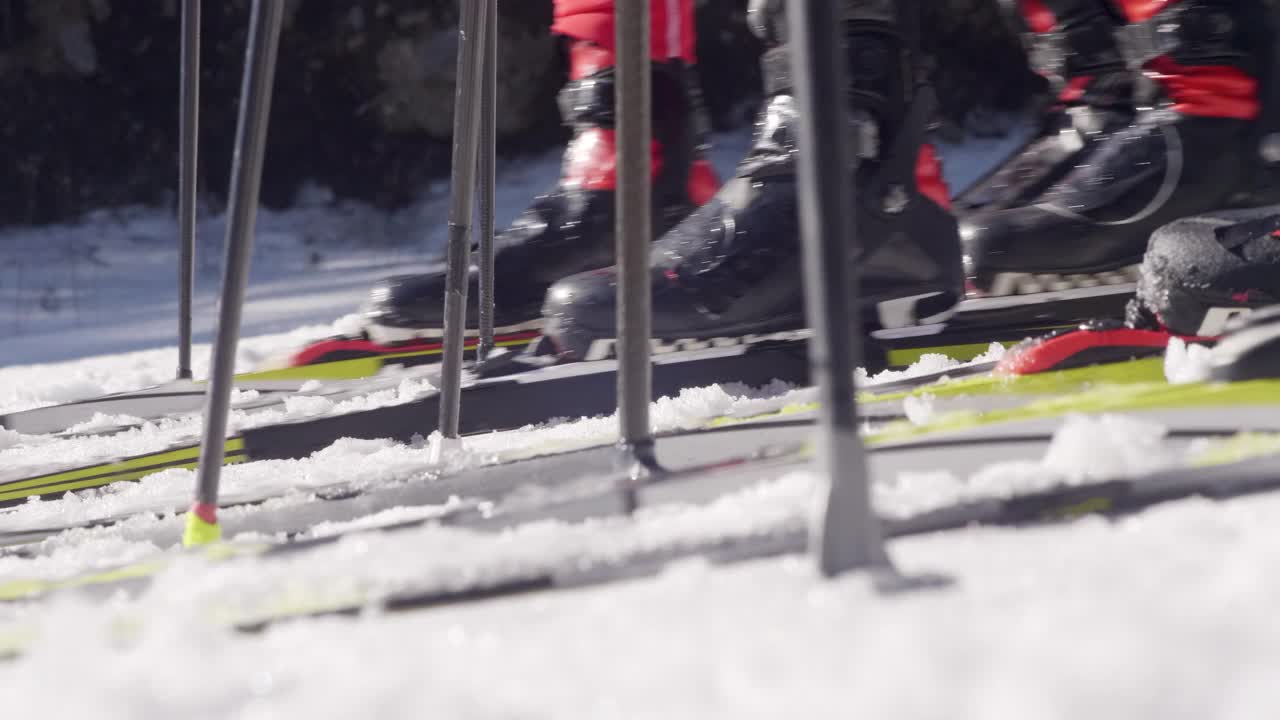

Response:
(979, 265), (1142, 298)
(564, 287), (962, 362)
(366, 318), (545, 345)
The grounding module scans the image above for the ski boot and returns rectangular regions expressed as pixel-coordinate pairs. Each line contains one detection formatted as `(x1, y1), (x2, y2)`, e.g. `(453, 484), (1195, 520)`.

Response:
(1131, 206), (1280, 336)
(540, 0), (965, 361)
(286, 38), (720, 369)
(962, 0), (1280, 302)
(995, 206), (1280, 376)
(1208, 304), (1280, 382)
(956, 0), (1136, 218)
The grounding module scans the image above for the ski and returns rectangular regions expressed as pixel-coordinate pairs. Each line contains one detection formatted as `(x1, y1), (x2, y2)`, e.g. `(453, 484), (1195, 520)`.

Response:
(0, 353), (1253, 555)
(4, 411), (1280, 645)
(2, 276), (1132, 439)
(0, 339), (1168, 536)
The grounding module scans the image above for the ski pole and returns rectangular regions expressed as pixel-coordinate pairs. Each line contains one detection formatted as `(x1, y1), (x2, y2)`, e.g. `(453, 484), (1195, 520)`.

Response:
(436, 0), (489, 446)
(476, 0), (497, 362)
(614, 0), (657, 495)
(177, 0), (200, 380)
(789, 0), (892, 575)
(184, 0), (284, 548)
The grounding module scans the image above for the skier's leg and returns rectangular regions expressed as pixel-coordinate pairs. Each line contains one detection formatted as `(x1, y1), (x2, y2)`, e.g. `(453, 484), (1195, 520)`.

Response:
(541, 0), (966, 360)
(956, 0), (1133, 215)
(962, 0), (1280, 297)
(1119, 0), (1280, 337)
(355, 0), (718, 347)
(552, 0), (696, 65)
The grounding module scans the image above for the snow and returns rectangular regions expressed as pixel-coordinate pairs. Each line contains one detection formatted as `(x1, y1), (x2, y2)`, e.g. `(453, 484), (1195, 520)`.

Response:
(0, 381), (805, 539)
(5, 121), (1272, 716)
(902, 393), (936, 426)
(875, 413), (1183, 517)
(1165, 337), (1215, 384)
(3, 419), (1280, 717)
(1040, 413), (1177, 480)
(858, 342), (1007, 387)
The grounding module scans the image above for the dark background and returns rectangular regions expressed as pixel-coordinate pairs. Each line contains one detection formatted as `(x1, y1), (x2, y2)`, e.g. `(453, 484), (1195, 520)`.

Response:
(0, 0), (1043, 229)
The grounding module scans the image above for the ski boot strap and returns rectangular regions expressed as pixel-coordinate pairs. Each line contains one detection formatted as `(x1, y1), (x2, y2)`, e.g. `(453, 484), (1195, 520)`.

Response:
(555, 60), (702, 199)
(557, 61), (693, 129)
(754, 0), (921, 164)
(1022, 9), (1125, 93)
(1114, 0), (1280, 176)
(1112, 0), (1253, 72)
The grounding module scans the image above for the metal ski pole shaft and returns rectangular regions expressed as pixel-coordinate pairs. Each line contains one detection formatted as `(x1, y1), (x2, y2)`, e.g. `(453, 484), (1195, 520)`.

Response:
(788, 0), (891, 575)
(437, 0), (489, 443)
(177, 0), (200, 380)
(185, 0), (284, 547)
(476, 0), (497, 362)
(614, 0), (655, 481)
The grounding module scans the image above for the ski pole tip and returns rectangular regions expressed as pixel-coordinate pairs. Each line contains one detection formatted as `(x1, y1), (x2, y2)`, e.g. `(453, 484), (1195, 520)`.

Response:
(182, 502), (222, 547)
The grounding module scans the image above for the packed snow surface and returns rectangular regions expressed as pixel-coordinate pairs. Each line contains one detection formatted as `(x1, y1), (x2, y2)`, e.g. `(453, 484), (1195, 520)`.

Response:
(3, 417), (1280, 718)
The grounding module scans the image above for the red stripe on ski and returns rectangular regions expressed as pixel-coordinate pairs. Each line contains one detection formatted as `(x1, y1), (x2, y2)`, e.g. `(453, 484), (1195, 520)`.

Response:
(290, 331), (541, 367)
(996, 327), (1213, 376)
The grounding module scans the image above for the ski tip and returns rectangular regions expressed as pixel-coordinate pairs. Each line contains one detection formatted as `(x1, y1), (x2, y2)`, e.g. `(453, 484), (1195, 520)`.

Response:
(182, 502), (222, 548)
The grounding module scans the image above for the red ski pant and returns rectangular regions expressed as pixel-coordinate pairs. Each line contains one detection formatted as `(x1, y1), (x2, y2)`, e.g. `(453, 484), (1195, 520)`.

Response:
(553, 0), (697, 66)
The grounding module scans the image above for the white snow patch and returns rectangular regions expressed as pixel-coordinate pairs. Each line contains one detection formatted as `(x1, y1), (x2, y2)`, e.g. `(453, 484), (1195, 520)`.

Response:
(0, 427), (26, 449)
(304, 502), (470, 539)
(330, 312), (368, 338)
(64, 412), (146, 434)
(859, 341), (1006, 387)
(282, 394), (336, 417)
(229, 388), (261, 404)
(1041, 413), (1176, 480)
(902, 393), (936, 426)
(877, 414), (1181, 517)
(1165, 337), (1214, 384)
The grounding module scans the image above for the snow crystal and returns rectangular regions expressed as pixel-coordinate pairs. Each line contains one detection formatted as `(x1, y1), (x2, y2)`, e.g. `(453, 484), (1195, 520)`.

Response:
(330, 313), (368, 338)
(902, 393), (935, 426)
(230, 388), (261, 404)
(1165, 337), (1214, 385)
(859, 342), (1006, 387)
(282, 394), (336, 417)
(876, 413), (1182, 517)
(1041, 413), (1175, 481)
(0, 427), (25, 450)
(64, 412), (145, 434)
(304, 503), (466, 539)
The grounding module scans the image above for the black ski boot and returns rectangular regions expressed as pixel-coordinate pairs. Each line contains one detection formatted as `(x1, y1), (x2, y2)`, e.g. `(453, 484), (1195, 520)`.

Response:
(993, 205), (1280, 376)
(962, 0), (1280, 298)
(540, 0), (965, 361)
(956, 0), (1135, 218)
(1129, 206), (1280, 336)
(355, 41), (718, 351)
